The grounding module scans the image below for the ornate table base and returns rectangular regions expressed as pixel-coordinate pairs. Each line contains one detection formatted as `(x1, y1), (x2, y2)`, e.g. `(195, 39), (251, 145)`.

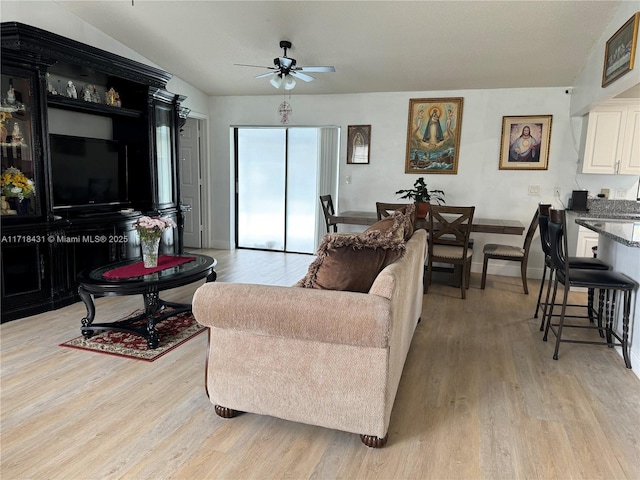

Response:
(77, 254), (217, 349)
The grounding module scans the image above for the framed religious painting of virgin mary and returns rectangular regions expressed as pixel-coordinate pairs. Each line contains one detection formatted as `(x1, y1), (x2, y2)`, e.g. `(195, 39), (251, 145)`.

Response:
(499, 115), (552, 170)
(405, 97), (463, 174)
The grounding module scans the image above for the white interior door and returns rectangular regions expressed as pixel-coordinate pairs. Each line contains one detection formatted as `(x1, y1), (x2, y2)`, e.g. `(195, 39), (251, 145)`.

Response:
(180, 117), (202, 248)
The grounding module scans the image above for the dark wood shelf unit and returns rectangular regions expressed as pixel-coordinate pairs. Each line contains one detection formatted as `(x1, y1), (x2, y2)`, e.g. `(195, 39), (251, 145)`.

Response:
(1, 22), (188, 322)
(46, 95), (144, 118)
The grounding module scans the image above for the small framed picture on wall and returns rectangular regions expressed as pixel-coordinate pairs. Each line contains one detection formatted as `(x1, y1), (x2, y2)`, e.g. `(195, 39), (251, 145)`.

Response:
(499, 115), (552, 171)
(346, 125), (371, 164)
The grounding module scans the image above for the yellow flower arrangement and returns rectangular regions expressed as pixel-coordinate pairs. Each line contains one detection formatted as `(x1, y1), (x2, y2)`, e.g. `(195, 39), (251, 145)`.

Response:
(0, 111), (12, 126)
(1, 167), (35, 199)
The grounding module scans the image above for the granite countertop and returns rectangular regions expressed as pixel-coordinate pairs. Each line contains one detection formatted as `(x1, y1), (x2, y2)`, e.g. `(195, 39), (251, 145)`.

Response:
(566, 198), (640, 220)
(575, 218), (640, 248)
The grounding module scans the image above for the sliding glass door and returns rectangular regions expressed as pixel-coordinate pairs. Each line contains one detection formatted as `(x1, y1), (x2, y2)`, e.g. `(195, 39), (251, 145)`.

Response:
(236, 127), (320, 254)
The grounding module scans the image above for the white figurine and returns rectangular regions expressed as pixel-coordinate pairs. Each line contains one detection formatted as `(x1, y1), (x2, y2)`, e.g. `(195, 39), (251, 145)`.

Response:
(46, 74), (56, 95)
(66, 81), (77, 99)
(6, 84), (16, 105)
(82, 84), (93, 102)
(11, 122), (23, 144)
(91, 86), (101, 104)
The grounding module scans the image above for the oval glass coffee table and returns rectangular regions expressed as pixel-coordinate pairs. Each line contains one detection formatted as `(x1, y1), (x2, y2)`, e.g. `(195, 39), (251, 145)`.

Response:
(77, 254), (216, 349)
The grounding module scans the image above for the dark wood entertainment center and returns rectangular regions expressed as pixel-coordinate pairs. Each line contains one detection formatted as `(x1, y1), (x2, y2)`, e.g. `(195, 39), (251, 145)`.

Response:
(1, 23), (189, 322)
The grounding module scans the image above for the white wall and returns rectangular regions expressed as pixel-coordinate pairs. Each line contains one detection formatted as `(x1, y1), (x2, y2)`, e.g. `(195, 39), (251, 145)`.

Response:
(208, 87), (637, 279)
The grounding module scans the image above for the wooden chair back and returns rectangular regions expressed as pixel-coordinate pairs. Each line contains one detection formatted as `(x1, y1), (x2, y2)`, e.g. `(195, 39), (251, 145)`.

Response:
(375, 202), (411, 220)
(428, 205), (475, 248)
(319, 195), (337, 233)
(426, 205), (475, 299)
(522, 208), (541, 252)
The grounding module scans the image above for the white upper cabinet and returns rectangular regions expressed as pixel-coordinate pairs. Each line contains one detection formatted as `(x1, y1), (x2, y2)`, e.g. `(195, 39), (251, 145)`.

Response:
(582, 100), (640, 175)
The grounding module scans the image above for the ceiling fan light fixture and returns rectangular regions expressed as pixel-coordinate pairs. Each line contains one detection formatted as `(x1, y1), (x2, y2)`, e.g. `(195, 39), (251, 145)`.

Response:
(270, 75), (283, 89)
(284, 75), (296, 90)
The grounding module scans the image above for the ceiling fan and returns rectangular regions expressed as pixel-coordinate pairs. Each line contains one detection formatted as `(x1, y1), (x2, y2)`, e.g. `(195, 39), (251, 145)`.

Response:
(235, 40), (336, 90)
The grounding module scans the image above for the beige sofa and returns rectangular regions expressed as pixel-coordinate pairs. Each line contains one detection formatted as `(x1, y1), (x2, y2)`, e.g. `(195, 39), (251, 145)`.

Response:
(192, 228), (427, 447)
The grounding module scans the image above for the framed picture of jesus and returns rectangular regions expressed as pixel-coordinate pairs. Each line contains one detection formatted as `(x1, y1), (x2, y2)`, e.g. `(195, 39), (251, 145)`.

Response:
(405, 97), (464, 174)
(499, 115), (552, 171)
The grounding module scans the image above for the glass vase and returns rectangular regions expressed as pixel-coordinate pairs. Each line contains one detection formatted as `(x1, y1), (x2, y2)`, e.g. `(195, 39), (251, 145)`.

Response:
(140, 234), (162, 268)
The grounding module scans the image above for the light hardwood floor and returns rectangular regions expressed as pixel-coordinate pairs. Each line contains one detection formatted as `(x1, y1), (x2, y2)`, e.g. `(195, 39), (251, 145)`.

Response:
(2, 248), (640, 480)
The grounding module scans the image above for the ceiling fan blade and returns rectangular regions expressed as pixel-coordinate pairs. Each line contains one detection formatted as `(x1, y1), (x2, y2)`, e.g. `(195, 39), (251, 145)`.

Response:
(255, 71), (277, 79)
(290, 71), (315, 82)
(234, 63), (275, 69)
(296, 66), (336, 73)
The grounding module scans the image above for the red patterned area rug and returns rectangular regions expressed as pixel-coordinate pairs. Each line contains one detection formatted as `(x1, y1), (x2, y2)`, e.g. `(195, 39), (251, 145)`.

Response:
(60, 310), (205, 362)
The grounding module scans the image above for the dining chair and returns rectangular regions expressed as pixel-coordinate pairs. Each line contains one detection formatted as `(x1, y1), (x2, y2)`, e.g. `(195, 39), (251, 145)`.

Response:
(542, 209), (636, 368)
(480, 207), (539, 294)
(319, 195), (337, 233)
(375, 202), (410, 220)
(425, 205), (475, 299)
(535, 204), (610, 330)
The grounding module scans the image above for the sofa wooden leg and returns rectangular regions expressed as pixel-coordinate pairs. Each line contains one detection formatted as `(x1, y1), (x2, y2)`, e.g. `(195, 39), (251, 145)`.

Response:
(214, 405), (241, 418)
(360, 433), (388, 448)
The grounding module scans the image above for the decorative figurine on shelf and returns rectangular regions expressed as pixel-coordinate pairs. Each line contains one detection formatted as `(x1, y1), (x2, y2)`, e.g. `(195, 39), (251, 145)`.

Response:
(11, 122), (23, 145)
(0, 111), (11, 143)
(115, 92), (121, 108)
(6, 82), (16, 105)
(1, 195), (12, 215)
(46, 74), (56, 95)
(82, 84), (93, 102)
(91, 86), (101, 103)
(105, 87), (117, 106)
(66, 80), (77, 99)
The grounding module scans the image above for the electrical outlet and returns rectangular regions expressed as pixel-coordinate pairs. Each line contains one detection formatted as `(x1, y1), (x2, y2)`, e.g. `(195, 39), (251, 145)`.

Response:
(528, 184), (540, 196)
(345, 175), (352, 184)
(554, 186), (561, 197)
(615, 188), (627, 199)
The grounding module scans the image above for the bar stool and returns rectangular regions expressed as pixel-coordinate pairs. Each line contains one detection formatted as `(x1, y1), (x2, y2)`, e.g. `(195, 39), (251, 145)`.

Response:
(534, 204), (610, 330)
(542, 209), (636, 368)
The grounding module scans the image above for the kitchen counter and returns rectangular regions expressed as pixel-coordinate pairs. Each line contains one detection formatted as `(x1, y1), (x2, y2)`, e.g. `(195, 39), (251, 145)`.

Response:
(575, 217), (640, 375)
(575, 218), (640, 248)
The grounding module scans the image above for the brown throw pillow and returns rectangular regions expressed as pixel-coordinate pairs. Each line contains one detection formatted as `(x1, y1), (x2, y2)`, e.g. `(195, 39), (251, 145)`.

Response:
(298, 214), (406, 292)
(365, 204), (415, 241)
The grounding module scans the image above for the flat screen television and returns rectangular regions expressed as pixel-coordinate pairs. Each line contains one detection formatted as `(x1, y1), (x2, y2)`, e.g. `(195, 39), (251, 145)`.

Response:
(49, 134), (129, 211)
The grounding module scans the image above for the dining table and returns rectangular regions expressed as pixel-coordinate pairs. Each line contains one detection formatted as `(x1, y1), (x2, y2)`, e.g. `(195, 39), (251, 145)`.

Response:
(331, 210), (525, 235)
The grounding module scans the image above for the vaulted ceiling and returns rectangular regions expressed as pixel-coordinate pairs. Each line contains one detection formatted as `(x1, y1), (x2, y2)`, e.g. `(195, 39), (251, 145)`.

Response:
(55, 1), (623, 96)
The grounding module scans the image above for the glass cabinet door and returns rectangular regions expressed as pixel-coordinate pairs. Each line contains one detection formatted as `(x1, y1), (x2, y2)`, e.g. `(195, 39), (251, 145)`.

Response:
(154, 104), (176, 207)
(1, 71), (38, 217)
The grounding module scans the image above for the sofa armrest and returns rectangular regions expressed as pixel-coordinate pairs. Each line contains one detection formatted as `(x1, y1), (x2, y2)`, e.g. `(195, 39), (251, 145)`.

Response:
(193, 282), (391, 348)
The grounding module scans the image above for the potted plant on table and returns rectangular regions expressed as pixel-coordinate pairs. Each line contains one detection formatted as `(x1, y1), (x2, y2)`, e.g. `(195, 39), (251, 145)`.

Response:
(395, 177), (445, 219)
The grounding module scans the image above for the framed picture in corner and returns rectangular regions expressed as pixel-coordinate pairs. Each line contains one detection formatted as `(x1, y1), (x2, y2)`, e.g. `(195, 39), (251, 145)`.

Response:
(346, 125), (371, 164)
(405, 97), (463, 174)
(499, 115), (552, 171)
(602, 13), (639, 88)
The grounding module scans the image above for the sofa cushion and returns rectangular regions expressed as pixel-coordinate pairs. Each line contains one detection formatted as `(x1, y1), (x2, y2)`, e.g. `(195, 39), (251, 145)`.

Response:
(298, 212), (406, 292)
